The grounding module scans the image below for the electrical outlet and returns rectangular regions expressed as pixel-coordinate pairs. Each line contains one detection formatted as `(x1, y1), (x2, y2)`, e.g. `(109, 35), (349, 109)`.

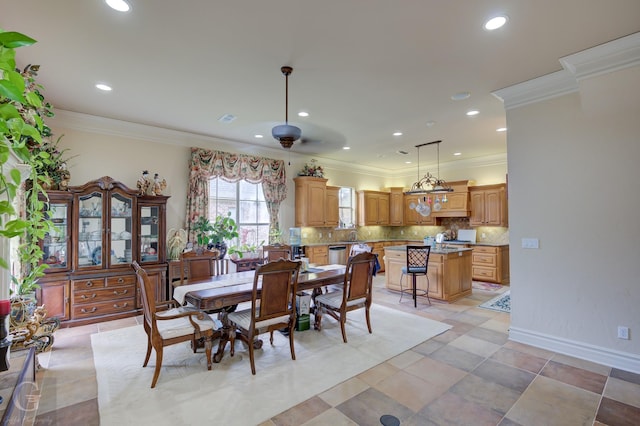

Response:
(400, 230), (404, 235)
(618, 326), (630, 340)
(318, 232), (322, 239)
(481, 233), (486, 239)
(328, 232), (332, 239)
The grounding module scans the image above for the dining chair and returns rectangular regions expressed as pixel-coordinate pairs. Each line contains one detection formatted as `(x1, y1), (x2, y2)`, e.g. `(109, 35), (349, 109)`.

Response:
(131, 261), (220, 388)
(226, 258), (301, 375)
(399, 245), (431, 307)
(314, 251), (376, 343)
(262, 244), (292, 262)
(179, 248), (219, 285)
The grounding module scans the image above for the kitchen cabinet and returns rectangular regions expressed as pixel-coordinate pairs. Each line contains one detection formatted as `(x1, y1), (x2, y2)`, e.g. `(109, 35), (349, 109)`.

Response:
(469, 184), (508, 227)
(370, 242), (385, 272)
(306, 245), (328, 265)
(403, 194), (437, 225)
(325, 186), (340, 228)
(357, 191), (390, 226)
(432, 180), (470, 217)
(38, 176), (168, 326)
(388, 188), (404, 226)
(471, 245), (510, 284)
(294, 177), (329, 227)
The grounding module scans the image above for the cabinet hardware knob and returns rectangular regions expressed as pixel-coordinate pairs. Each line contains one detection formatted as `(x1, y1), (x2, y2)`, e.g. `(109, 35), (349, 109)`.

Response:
(113, 302), (128, 309)
(113, 289), (128, 295)
(81, 294), (97, 299)
(118, 278), (124, 283)
(86, 281), (93, 287)
(81, 307), (98, 313)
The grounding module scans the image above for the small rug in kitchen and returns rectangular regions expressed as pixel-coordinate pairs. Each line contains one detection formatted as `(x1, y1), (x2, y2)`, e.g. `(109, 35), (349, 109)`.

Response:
(472, 281), (504, 292)
(479, 290), (510, 313)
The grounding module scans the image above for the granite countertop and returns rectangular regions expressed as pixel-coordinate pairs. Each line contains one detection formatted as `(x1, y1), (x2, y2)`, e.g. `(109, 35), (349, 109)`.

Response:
(302, 239), (508, 247)
(384, 244), (473, 254)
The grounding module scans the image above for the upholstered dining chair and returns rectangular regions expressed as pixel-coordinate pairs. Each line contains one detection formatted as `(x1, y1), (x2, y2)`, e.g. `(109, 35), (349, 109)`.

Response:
(179, 248), (219, 285)
(132, 261), (220, 388)
(399, 245), (431, 307)
(262, 244), (292, 262)
(314, 252), (376, 343)
(226, 258), (301, 375)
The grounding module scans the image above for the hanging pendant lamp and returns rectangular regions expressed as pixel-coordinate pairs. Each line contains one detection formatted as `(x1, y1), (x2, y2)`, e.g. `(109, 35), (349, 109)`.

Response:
(405, 140), (452, 216)
(272, 66), (302, 149)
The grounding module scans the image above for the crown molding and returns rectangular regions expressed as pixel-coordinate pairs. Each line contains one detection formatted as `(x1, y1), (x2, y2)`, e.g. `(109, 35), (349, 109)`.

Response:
(493, 32), (640, 110)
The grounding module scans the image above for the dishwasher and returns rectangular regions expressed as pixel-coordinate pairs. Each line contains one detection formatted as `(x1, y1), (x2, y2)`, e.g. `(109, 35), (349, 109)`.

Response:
(328, 245), (347, 265)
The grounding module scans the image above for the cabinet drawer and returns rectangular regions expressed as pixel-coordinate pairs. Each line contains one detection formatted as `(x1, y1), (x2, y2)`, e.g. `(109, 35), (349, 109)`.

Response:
(472, 266), (498, 281)
(473, 246), (498, 254)
(74, 286), (135, 303)
(73, 278), (106, 290)
(72, 298), (136, 319)
(106, 275), (136, 287)
(472, 253), (497, 267)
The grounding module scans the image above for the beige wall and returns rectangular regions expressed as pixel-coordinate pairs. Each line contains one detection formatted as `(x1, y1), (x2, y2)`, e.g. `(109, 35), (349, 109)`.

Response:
(506, 65), (640, 369)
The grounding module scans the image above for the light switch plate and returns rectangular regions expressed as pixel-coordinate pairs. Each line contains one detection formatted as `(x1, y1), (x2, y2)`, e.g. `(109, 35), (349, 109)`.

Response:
(522, 238), (539, 249)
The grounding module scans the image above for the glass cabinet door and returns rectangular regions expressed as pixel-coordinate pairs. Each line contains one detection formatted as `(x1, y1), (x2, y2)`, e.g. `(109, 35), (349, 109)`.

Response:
(42, 201), (70, 270)
(77, 192), (103, 268)
(139, 205), (160, 263)
(110, 192), (133, 266)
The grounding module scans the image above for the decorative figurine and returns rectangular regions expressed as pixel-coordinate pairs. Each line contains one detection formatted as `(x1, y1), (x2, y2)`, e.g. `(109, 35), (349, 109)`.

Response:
(137, 170), (150, 195)
(153, 173), (167, 195)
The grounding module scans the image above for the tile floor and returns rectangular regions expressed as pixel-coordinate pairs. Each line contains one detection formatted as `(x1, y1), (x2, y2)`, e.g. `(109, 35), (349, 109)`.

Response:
(27, 276), (640, 425)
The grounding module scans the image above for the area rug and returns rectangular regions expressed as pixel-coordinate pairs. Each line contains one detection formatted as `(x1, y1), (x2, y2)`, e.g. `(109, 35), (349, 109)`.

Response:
(472, 281), (505, 292)
(479, 290), (511, 313)
(91, 304), (451, 426)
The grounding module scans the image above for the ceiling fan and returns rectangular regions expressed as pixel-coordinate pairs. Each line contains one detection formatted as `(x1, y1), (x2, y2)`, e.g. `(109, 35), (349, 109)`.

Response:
(272, 65), (302, 149)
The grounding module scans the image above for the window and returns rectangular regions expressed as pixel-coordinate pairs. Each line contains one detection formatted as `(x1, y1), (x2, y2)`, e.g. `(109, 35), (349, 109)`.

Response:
(208, 178), (269, 246)
(338, 187), (355, 228)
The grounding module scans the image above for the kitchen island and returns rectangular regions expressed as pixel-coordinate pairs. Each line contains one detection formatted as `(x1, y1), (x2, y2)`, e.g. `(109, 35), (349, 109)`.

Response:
(384, 245), (473, 303)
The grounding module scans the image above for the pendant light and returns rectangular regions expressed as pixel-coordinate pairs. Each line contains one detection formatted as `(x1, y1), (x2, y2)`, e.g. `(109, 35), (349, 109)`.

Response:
(272, 66), (302, 149)
(405, 140), (452, 216)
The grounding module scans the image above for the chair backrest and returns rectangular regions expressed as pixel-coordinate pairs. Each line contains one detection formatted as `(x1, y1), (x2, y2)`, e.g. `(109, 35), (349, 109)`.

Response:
(132, 261), (155, 330)
(251, 259), (300, 323)
(406, 245), (430, 271)
(180, 249), (219, 283)
(262, 244), (292, 262)
(343, 252), (376, 304)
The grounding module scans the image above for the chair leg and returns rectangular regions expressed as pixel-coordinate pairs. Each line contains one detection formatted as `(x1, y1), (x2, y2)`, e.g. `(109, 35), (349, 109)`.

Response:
(143, 334), (152, 367)
(365, 306), (372, 334)
(426, 276), (431, 305)
(314, 305), (323, 331)
(204, 333), (213, 370)
(229, 327), (236, 357)
(288, 325), (296, 361)
(150, 346), (163, 388)
(248, 332), (256, 375)
(412, 274), (417, 308)
(340, 316), (348, 343)
(399, 273), (405, 302)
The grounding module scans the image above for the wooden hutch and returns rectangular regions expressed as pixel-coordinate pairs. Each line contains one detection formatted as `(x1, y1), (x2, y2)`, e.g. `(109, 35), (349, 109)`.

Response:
(35, 176), (168, 326)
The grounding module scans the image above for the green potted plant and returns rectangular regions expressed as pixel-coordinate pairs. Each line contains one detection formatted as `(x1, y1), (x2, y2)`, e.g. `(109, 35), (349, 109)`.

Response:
(190, 213), (239, 257)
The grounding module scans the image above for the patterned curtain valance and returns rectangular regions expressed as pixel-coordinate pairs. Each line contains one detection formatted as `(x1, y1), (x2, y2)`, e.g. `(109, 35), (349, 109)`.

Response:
(189, 147), (286, 185)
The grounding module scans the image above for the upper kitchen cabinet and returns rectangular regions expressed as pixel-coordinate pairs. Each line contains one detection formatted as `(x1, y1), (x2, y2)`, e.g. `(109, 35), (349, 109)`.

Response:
(432, 180), (470, 217)
(469, 184), (508, 227)
(357, 190), (390, 226)
(294, 176), (328, 227)
(325, 186), (340, 228)
(388, 188), (404, 226)
(403, 194), (437, 226)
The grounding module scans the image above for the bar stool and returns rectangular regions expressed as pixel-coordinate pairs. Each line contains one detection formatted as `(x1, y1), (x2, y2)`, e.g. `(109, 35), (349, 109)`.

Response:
(399, 245), (431, 307)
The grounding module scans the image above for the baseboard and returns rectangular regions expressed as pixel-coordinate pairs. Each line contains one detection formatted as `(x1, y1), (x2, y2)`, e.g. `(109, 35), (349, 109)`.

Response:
(509, 326), (640, 374)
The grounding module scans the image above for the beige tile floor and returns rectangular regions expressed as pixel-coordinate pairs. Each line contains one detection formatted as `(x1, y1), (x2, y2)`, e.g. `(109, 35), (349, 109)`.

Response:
(28, 275), (640, 425)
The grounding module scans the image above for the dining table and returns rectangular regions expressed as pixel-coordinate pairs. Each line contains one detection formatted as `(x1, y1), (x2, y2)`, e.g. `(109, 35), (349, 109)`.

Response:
(172, 264), (347, 362)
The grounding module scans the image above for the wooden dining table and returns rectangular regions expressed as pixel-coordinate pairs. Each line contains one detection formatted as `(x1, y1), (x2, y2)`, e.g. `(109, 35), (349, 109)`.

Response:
(172, 264), (347, 362)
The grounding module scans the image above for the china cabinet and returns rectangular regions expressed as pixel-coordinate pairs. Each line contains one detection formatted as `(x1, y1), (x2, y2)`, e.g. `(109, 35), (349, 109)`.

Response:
(36, 176), (168, 326)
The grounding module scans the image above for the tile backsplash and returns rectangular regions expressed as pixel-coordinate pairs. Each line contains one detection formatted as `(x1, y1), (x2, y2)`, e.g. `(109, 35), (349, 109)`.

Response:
(298, 217), (509, 245)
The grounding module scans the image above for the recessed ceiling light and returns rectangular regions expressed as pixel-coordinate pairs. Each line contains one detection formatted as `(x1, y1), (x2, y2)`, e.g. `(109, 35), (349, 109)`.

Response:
(453, 152), (462, 156)
(254, 134), (263, 138)
(298, 111), (309, 117)
(105, 0), (130, 12)
(405, 161), (412, 164)
(451, 92), (471, 101)
(496, 127), (507, 132)
(95, 83), (112, 91)
(484, 15), (508, 30)
(466, 110), (479, 116)
(343, 146), (350, 150)
(393, 132), (403, 136)
(426, 121), (436, 127)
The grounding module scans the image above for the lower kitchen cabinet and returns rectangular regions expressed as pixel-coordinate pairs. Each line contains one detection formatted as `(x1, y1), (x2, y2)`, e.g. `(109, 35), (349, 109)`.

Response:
(306, 245), (328, 265)
(471, 245), (509, 284)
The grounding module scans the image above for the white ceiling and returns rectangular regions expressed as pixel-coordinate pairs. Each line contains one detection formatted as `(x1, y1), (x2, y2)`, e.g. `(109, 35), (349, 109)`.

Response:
(3, 1), (640, 173)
